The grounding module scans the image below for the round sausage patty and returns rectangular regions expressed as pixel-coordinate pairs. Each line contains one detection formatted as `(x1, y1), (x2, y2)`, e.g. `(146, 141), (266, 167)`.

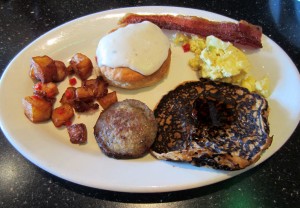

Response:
(94, 99), (157, 159)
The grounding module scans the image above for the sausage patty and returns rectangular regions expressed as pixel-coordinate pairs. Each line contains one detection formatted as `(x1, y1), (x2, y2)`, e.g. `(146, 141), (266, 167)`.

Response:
(94, 99), (157, 159)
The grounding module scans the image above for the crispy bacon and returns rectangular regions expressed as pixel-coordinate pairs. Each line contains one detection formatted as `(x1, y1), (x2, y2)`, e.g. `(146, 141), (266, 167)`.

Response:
(119, 13), (263, 48)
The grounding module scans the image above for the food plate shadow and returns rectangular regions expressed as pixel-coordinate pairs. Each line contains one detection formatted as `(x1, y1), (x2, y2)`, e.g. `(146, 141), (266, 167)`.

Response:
(158, 159), (245, 176)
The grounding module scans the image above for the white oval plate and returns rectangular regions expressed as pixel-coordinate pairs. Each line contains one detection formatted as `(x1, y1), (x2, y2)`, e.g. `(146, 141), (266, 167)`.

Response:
(1, 6), (300, 193)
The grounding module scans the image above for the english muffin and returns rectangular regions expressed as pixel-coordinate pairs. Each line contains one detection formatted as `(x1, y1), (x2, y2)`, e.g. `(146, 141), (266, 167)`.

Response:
(96, 21), (171, 89)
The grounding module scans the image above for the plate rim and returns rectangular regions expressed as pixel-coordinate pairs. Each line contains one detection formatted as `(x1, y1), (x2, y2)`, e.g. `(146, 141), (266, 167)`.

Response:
(1, 6), (300, 193)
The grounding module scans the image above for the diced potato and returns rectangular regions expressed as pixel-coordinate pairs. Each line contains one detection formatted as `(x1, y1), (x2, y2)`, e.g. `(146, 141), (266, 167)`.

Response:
(67, 123), (87, 144)
(75, 86), (94, 102)
(29, 66), (38, 81)
(98, 91), (118, 110)
(22, 95), (52, 123)
(66, 65), (74, 75)
(95, 77), (108, 98)
(30, 55), (57, 83)
(51, 104), (74, 127)
(33, 82), (59, 98)
(60, 87), (76, 105)
(54, 60), (67, 82)
(82, 77), (108, 98)
(81, 78), (98, 87)
(73, 100), (99, 112)
(69, 53), (93, 80)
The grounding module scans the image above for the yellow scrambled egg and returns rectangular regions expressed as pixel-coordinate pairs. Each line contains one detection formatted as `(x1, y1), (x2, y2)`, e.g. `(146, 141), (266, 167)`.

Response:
(173, 34), (270, 97)
(200, 35), (250, 80)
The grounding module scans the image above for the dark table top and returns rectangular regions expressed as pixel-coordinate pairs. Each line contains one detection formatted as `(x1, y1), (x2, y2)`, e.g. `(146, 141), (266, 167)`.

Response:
(1, 0), (299, 207)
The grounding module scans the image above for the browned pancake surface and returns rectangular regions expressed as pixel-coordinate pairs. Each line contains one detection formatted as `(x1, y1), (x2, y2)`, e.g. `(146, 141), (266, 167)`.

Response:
(151, 79), (272, 170)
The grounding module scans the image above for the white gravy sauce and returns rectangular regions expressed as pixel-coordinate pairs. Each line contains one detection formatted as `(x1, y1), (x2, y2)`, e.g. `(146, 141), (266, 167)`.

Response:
(96, 21), (170, 76)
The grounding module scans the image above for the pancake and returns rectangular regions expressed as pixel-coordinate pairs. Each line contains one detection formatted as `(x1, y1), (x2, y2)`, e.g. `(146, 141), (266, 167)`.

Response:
(151, 78), (272, 170)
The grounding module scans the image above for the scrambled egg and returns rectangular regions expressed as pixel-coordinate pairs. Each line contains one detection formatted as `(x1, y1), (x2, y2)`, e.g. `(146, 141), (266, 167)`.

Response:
(173, 34), (270, 97)
(200, 35), (250, 80)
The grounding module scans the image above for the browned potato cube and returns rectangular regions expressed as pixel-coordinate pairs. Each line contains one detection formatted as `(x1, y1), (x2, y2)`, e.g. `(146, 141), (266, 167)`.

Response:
(60, 87), (76, 105)
(82, 77), (108, 98)
(51, 104), (74, 127)
(22, 95), (52, 123)
(96, 79), (108, 98)
(98, 91), (118, 110)
(67, 123), (87, 144)
(31, 55), (57, 83)
(69, 53), (93, 80)
(54, 60), (67, 82)
(94, 77), (108, 98)
(66, 65), (74, 75)
(73, 100), (99, 112)
(81, 78), (98, 87)
(33, 82), (58, 98)
(75, 86), (94, 102)
(29, 66), (38, 81)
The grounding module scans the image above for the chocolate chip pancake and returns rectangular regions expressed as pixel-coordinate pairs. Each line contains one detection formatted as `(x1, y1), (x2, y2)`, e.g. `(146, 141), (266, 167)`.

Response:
(151, 78), (272, 170)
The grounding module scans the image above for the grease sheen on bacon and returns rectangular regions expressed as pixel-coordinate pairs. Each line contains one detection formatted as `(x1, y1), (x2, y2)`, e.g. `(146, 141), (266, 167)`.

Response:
(119, 13), (263, 48)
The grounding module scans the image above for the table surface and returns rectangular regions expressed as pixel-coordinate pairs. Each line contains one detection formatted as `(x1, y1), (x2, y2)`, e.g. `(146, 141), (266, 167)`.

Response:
(0, 0), (299, 207)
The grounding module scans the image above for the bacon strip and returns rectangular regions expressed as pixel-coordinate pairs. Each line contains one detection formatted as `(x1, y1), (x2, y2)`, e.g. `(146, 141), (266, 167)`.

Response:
(119, 13), (263, 48)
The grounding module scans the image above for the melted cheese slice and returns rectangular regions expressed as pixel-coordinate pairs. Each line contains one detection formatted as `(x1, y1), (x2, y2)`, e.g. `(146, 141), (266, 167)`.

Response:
(96, 21), (170, 76)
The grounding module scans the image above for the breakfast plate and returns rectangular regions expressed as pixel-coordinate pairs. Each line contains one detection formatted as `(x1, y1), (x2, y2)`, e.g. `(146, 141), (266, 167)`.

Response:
(0, 6), (300, 193)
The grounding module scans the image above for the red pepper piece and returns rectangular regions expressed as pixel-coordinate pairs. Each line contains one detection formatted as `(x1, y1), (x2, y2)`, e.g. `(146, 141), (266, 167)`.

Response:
(182, 43), (190, 52)
(65, 89), (73, 99)
(69, 78), (77, 86)
(34, 82), (43, 90)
